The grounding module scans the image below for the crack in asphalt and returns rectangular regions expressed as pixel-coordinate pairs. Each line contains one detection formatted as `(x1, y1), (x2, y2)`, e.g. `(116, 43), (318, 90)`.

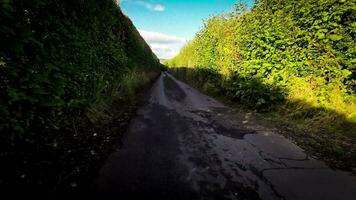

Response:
(92, 72), (356, 200)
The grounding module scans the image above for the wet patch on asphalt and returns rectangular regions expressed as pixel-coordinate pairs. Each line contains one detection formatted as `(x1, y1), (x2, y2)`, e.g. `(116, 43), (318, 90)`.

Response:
(176, 110), (278, 200)
(190, 109), (257, 140)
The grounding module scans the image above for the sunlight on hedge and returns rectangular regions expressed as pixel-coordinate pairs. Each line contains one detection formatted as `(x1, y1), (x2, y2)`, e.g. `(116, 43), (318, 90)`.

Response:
(165, 0), (356, 135)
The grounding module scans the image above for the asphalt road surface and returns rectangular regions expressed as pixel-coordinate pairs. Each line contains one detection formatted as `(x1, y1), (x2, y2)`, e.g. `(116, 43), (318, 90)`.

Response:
(92, 72), (356, 200)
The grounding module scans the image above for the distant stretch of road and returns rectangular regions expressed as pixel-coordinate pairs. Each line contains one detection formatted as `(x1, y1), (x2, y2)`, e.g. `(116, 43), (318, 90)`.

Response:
(92, 72), (356, 200)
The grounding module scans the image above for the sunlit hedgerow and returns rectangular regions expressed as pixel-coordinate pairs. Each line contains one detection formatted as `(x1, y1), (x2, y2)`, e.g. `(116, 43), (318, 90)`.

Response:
(166, 0), (356, 121)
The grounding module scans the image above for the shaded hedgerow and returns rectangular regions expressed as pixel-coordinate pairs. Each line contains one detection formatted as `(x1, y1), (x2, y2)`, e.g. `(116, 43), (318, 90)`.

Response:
(0, 0), (159, 146)
(0, 0), (160, 196)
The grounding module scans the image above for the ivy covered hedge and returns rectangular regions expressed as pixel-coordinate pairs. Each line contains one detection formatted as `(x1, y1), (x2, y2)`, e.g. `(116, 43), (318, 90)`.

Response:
(166, 0), (356, 121)
(0, 0), (159, 196)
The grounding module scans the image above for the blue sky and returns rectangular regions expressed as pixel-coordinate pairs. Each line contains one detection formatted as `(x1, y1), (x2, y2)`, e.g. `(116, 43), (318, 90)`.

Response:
(119, 0), (254, 59)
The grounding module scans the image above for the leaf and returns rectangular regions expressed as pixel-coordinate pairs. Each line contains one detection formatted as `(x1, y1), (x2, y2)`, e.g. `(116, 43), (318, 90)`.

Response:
(0, 60), (5, 66)
(341, 69), (351, 77)
(328, 34), (343, 41)
(316, 32), (325, 39)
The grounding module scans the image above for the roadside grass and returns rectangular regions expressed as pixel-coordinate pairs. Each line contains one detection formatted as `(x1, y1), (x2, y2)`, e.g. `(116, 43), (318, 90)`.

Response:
(54, 68), (160, 198)
(0, 68), (160, 199)
(168, 67), (356, 172)
(86, 69), (157, 124)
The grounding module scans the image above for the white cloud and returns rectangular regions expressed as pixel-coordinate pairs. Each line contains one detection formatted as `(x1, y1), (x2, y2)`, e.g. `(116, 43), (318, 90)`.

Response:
(138, 29), (185, 44)
(153, 4), (165, 12)
(121, 0), (165, 12)
(138, 29), (187, 59)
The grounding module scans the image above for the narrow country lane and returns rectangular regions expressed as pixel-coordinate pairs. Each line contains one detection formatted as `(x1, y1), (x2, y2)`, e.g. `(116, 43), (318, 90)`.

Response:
(92, 72), (356, 200)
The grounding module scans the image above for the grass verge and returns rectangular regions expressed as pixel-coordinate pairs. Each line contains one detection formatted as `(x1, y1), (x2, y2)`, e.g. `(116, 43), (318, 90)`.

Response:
(0, 68), (160, 199)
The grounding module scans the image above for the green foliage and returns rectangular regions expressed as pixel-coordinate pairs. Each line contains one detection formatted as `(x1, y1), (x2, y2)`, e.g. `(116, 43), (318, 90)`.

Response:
(0, 0), (159, 146)
(166, 0), (356, 117)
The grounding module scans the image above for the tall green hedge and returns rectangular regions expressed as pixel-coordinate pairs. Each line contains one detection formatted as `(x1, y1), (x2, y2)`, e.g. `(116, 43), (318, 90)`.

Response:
(0, 0), (159, 145)
(166, 0), (356, 115)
